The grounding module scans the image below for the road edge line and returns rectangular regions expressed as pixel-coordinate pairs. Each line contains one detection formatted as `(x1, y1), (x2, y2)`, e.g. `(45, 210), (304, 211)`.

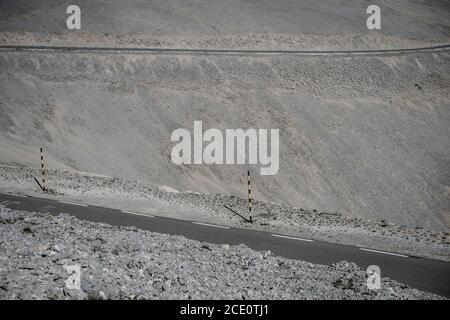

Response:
(121, 210), (154, 218)
(58, 201), (88, 207)
(192, 222), (230, 229)
(359, 247), (408, 258)
(271, 234), (314, 242)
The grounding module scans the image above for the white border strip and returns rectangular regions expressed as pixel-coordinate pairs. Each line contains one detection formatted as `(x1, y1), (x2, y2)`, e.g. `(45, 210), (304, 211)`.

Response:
(271, 234), (313, 242)
(359, 248), (408, 258)
(193, 222), (230, 229)
(122, 210), (154, 218)
(8, 193), (29, 198)
(58, 201), (88, 207)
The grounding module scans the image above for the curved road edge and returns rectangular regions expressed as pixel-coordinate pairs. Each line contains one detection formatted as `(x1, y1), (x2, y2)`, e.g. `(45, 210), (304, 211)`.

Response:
(0, 43), (449, 56)
(0, 192), (449, 297)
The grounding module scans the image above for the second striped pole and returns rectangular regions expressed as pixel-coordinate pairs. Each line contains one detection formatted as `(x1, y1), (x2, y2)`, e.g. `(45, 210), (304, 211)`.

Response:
(40, 147), (46, 192)
(247, 170), (252, 222)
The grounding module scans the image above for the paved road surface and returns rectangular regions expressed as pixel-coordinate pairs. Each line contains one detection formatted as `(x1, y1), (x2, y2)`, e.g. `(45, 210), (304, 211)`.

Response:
(0, 192), (449, 297)
(0, 44), (449, 56)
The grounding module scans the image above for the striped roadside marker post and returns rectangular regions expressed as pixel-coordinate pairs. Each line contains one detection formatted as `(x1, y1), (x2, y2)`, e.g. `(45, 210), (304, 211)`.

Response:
(40, 147), (46, 192)
(247, 170), (252, 222)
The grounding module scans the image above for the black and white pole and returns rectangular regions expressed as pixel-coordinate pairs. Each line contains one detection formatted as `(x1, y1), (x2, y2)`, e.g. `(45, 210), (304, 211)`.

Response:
(40, 147), (46, 192)
(247, 170), (252, 222)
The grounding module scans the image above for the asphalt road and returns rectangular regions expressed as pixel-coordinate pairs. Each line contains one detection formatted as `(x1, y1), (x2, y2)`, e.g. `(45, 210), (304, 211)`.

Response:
(0, 44), (449, 56)
(1, 192), (449, 298)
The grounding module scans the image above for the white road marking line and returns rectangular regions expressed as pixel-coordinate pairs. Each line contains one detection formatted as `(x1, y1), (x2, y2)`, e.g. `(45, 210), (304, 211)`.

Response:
(192, 222), (230, 229)
(9, 193), (29, 198)
(271, 234), (314, 242)
(359, 248), (408, 258)
(58, 201), (88, 207)
(121, 210), (154, 218)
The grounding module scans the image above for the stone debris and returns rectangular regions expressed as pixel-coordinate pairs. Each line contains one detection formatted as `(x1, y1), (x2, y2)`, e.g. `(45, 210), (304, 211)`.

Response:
(0, 165), (449, 261)
(0, 205), (443, 300)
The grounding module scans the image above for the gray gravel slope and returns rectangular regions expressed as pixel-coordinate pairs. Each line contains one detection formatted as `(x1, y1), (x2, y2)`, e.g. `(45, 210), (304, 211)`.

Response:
(0, 205), (443, 300)
(0, 50), (449, 230)
(1, 0), (449, 42)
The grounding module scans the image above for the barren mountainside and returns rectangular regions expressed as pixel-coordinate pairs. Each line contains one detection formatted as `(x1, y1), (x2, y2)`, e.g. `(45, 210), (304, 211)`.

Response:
(0, 49), (449, 230)
(0, 0), (450, 231)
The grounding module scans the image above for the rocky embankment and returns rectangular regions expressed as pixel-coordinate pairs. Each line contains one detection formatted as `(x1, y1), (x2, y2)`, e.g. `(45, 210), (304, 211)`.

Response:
(1, 165), (449, 262)
(0, 205), (443, 300)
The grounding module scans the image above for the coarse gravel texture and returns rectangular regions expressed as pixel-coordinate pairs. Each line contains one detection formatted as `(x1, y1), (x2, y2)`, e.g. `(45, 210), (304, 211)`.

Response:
(1, 165), (449, 262)
(0, 205), (444, 300)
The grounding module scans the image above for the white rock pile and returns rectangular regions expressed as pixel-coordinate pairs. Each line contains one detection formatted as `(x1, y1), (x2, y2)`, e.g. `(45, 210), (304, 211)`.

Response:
(0, 205), (443, 300)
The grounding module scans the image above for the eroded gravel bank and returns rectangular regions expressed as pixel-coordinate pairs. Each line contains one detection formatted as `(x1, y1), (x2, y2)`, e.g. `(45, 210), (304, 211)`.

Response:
(1, 165), (449, 262)
(0, 205), (443, 300)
